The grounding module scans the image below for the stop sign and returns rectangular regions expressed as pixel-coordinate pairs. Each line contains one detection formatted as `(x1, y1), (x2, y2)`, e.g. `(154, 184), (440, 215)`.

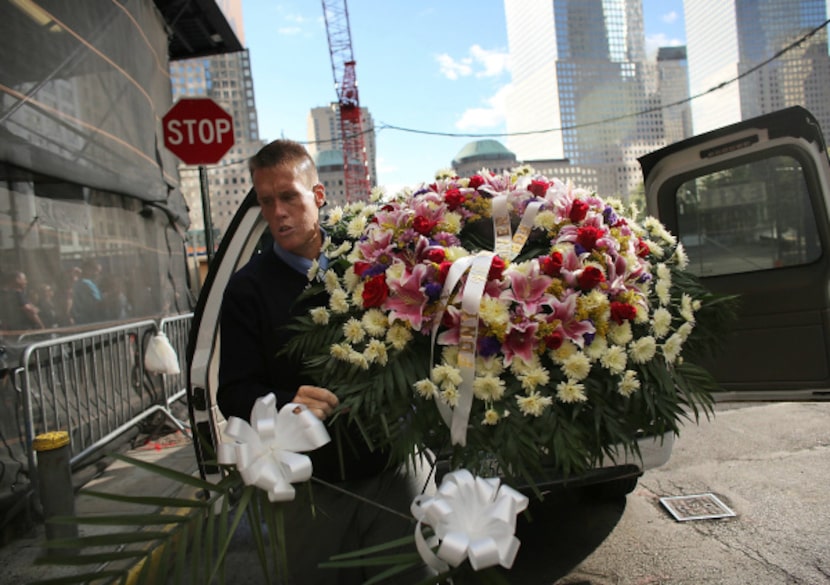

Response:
(162, 98), (235, 165)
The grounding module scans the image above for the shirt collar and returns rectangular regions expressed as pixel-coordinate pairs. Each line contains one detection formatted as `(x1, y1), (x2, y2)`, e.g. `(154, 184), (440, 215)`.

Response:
(272, 230), (329, 279)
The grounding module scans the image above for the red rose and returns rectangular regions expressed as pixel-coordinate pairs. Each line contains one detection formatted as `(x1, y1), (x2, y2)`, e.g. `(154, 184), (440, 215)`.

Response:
(362, 274), (389, 308)
(444, 188), (466, 210)
(636, 238), (651, 258)
(539, 251), (563, 277)
(353, 261), (371, 276)
(425, 247), (446, 263)
(569, 199), (589, 223)
(610, 301), (637, 324)
(468, 175), (485, 189)
(438, 261), (452, 283)
(528, 179), (549, 198)
(576, 225), (605, 251)
(544, 330), (564, 350)
(412, 215), (437, 235)
(488, 256), (506, 281)
(578, 266), (605, 290)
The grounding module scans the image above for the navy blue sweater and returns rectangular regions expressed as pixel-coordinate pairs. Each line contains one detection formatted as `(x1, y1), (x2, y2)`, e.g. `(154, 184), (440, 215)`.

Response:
(217, 246), (389, 482)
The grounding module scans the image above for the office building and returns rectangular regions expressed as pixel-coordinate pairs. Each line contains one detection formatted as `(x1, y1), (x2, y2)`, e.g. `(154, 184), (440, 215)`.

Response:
(657, 46), (693, 145)
(685, 0), (830, 137)
(503, 0), (670, 198)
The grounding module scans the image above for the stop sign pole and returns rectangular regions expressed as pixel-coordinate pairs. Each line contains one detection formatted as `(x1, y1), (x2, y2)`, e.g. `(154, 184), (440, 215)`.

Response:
(162, 98), (235, 265)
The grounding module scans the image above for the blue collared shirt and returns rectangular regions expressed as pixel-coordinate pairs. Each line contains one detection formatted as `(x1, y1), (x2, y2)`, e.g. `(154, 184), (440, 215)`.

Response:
(272, 230), (329, 280)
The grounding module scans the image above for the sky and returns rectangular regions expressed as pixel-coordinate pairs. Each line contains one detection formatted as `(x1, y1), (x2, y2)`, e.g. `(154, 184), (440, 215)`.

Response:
(241, 0), (686, 194)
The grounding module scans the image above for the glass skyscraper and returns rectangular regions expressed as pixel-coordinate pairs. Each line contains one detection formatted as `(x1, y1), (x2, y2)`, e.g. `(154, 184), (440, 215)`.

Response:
(504, 0), (666, 198)
(685, 0), (830, 138)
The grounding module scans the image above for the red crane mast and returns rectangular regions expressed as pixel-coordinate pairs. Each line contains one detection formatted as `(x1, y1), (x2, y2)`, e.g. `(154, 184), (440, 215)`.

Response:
(321, 0), (371, 202)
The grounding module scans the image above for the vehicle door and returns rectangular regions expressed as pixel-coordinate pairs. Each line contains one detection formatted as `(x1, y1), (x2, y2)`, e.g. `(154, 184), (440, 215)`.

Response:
(640, 106), (830, 400)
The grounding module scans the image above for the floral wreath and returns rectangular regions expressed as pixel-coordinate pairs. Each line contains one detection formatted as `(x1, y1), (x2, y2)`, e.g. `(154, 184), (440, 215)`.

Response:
(282, 165), (733, 487)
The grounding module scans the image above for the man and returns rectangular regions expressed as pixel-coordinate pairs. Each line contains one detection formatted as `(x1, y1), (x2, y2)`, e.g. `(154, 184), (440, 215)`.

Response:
(0, 271), (44, 331)
(217, 140), (423, 585)
(71, 259), (103, 325)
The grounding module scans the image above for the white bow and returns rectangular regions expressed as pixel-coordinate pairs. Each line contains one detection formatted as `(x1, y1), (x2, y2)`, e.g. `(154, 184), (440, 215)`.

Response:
(216, 394), (331, 502)
(411, 469), (529, 573)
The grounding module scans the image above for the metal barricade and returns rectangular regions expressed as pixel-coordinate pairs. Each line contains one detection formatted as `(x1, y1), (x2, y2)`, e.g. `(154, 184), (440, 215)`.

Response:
(10, 314), (194, 515)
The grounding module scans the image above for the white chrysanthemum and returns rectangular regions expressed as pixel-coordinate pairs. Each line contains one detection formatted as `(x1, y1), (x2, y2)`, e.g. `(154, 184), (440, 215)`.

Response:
(676, 322), (694, 341)
(618, 370), (641, 397)
(307, 259), (320, 281)
(680, 293), (696, 323)
(585, 336), (607, 361)
(324, 269), (340, 294)
(508, 260), (533, 277)
(562, 352), (591, 380)
(326, 206), (344, 225)
(351, 283), (365, 308)
(655, 279), (671, 306)
(629, 336), (657, 364)
(328, 240), (352, 260)
(369, 185), (385, 202)
(534, 210), (558, 231)
(329, 289), (350, 314)
(440, 386), (459, 407)
(309, 307), (330, 325)
(473, 375), (506, 401)
(645, 239), (664, 258)
(601, 345), (627, 374)
(581, 289), (608, 313)
(555, 380), (587, 403)
(432, 363), (463, 388)
(347, 349), (370, 370)
(363, 339), (388, 366)
(440, 212), (462, 234)
(330, 343), (350, 361)
(482, 409), (501, 426)
(479, 295), (510, 328)
(551, 340), (579, 364)
(656, 263), (671, 281)
(662, 333), (683, 363)
(414, 379), (438, 399)
(634, 303), (649, 324)
(510, 354), (541, 375)
(519, 366), (550, 392)
(516, 391), (553, 417)
(386, 324), (412, 350)
(652, 307), (673, 338)
(442, 346), (460, 366)
(673, 242), (689, 269)
(476, 354), (504, 376)
(445, 246), (472, 261)
(343, 266), (360, 291)
(346, 215), (368, 239)
(361, 309), (388, 337)
(385, 261), (405, 282)
(608, 321), (633, 345)
(435, 168), (455, 180)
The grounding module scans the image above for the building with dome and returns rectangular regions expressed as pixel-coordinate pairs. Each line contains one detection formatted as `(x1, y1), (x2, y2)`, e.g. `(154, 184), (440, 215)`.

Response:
(451, 139), (518, 177)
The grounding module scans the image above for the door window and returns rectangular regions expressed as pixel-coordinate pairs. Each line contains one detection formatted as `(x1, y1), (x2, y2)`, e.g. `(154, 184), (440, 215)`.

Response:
(674, 155), (821, 276)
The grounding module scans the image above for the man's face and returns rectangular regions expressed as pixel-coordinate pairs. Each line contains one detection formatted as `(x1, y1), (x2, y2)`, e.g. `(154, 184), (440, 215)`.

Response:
(253, 160), (325, 260)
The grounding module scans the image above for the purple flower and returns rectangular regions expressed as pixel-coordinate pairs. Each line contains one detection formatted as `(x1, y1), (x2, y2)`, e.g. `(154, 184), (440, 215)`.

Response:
(478, 336), (501, 358)
(364, 264), (388, 278)
(425, 282), (443, 301)
(603, 205), (618, 225)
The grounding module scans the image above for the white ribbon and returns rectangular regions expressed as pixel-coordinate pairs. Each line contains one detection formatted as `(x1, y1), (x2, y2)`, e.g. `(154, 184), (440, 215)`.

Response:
(428, 196), (543, 446)
(216, 394), (331, 502)
(411, 469), (529, 573)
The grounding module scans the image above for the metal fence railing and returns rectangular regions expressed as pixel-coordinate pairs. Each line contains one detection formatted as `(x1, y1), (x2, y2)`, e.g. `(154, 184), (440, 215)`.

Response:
(0, 313), (193, 524)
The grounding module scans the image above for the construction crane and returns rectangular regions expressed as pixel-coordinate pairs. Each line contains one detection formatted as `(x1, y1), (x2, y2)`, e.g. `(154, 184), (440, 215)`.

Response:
(321, 0), (371, 202)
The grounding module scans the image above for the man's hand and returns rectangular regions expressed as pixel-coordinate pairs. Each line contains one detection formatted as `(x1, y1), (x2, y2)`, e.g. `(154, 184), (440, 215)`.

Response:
(293, 385), (339, 420)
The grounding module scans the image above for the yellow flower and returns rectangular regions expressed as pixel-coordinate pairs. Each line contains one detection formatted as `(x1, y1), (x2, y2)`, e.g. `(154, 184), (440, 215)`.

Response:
(343, 266), (359, 291)
(551, 340), (579, 364)
(662, 333), (683, 363)
(330, 343), (350, 361)
(556, 380), (587, 403)
(519, 366), (550, 392)
(516, 391), (553, 416)
(439, 211), (462, 234)
(326, 206), (344, 225)
(479, 296), (510, 329)
(473, 375), (506, 401)
(432, 363), (463, 388)
(324, 270), (340, 294)
(534, 210), (558, 232)
(655, 279), (671, 306)
(440, 386), (459, 407)
(347, 215), (368, 239)
(680, 293), (695, 323)
(652, 308), (672, 338)
(347, 349), (370, 370)
(608, 321), (633, 345)
(476, 355), (505, 376)
(600, 345), (627, 374)
(363, 339), (388, 366)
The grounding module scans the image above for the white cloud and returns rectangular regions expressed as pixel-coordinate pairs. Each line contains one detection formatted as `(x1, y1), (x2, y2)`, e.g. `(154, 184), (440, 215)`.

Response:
(437, 45), (509, 80)
(277, 26), (302, 35)
(455, 84), (511, 130)
(645, 33), (684, 60)
(436, 53), (473, 80)
(662, 11), (679, 25)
